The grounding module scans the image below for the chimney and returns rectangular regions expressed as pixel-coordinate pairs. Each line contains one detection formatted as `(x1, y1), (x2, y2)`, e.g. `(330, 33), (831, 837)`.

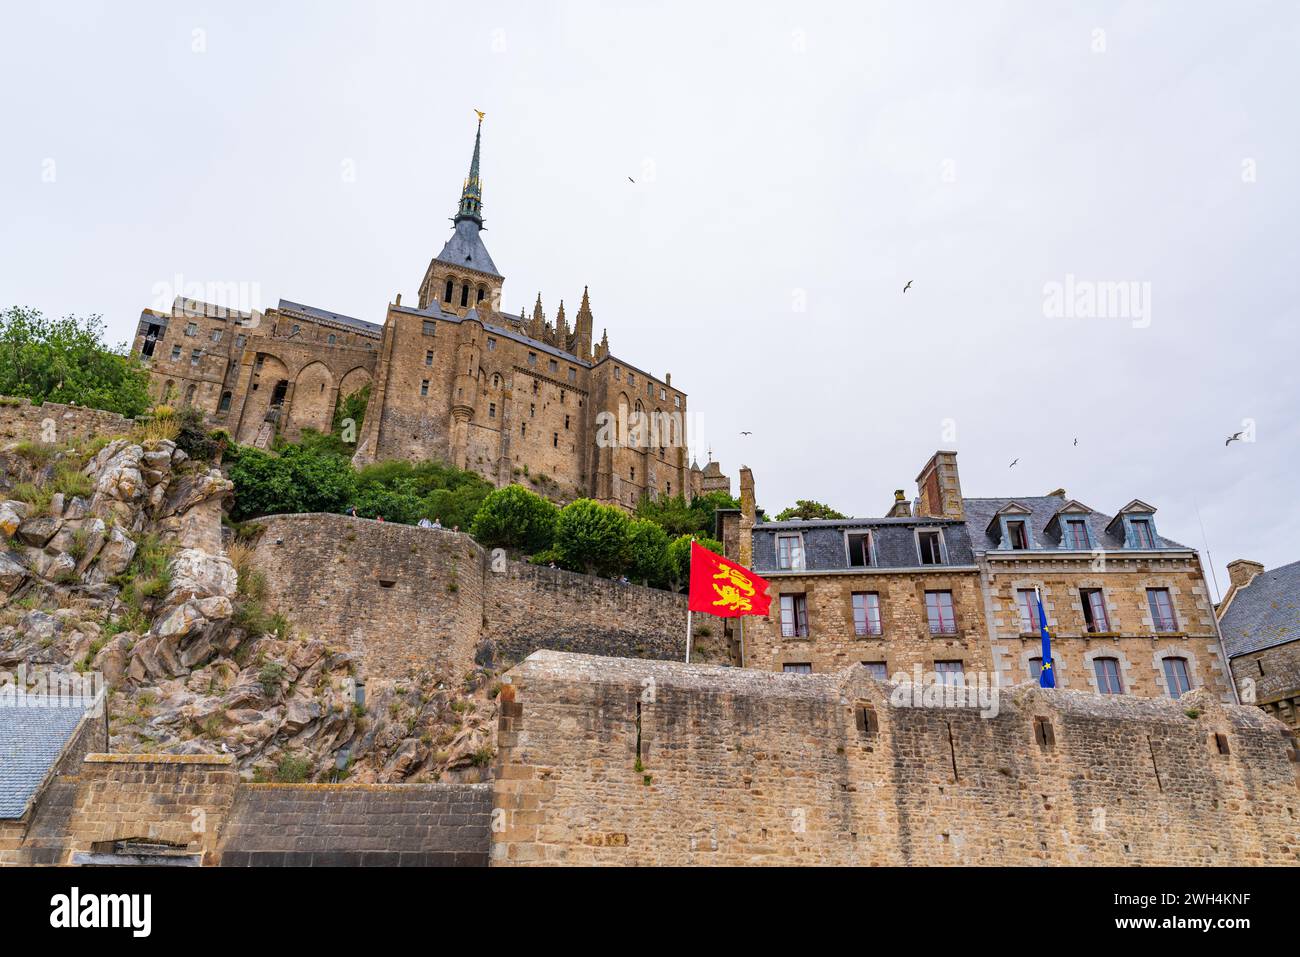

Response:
(738, 466), (756, 568)
(887, 489), (912, 518)
(1226, 559), (1264, 590)
(915, 451), (964, 520)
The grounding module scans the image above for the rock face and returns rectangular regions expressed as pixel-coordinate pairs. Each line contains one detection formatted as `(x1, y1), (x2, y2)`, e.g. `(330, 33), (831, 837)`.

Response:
(0, 432), (498, 785)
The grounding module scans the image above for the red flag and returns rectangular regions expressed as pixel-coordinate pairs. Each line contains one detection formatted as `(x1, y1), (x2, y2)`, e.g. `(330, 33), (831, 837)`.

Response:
(687, 540), (772, 618)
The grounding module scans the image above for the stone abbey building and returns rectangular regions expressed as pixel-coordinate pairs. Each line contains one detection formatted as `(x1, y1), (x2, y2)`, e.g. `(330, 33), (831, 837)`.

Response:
(132, 117), (725, 509)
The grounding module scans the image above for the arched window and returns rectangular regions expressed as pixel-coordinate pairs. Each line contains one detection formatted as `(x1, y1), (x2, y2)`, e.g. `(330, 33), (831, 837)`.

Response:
(184, 384), (197, 405)
(477, 287), (486, 303)
(218, 391), (232, 413)
(444, 279), (454, 302)
(460, 283), (469, 307)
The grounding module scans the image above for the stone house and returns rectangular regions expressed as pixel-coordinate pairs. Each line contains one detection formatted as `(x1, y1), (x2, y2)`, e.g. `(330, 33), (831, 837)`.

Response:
(1217, 558), (1300, 729)
(730, 451), (1233, 702)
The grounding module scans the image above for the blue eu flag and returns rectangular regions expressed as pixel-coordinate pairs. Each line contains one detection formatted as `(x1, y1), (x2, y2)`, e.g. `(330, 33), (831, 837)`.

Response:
(1036, 593), (1055, 688)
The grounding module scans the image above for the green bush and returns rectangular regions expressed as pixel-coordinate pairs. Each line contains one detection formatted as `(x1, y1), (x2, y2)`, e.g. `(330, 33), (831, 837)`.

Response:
(470, 484), (558, 553)
(665, 534), (725, 592)
(271, 753), (312, 783)
(554, 498), (630, 576)
(174, 405), (225, 461)
(624, 518), (670, 586)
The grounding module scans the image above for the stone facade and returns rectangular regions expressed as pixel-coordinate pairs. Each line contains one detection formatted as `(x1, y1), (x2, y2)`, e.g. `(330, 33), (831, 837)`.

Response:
(981, 554), (1230, 700)
(248, 512), (694, 684)
(131, 121), (725, 510)
(743, 565), (990, 678)
(491, 651), (1300, 866)
(0, 398), (135, 447)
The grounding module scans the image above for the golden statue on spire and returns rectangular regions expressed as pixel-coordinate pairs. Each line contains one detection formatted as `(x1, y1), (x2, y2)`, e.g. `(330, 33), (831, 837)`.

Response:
(474, 109), (485, 122)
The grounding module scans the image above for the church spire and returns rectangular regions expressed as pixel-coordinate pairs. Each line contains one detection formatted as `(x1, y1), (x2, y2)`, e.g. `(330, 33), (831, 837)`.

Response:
(454, 111), (486, 226)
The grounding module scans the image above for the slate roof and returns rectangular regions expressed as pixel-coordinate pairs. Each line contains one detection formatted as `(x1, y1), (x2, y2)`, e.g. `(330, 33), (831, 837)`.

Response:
(434, 219), (502, 278)
(0, 706), (87, 819)
(391, 301), (592, 367)
(961, 495), (1187, 553)
(751, 517), (976, 573)
(277, 299), (382, 336)
(1218, 558), (1300, 658)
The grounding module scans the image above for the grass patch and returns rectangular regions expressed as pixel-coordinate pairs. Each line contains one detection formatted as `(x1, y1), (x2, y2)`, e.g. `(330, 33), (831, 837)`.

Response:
(232, 600), (289, 640)
(8, 481), (52, 512)
(271, 753), (312, 783)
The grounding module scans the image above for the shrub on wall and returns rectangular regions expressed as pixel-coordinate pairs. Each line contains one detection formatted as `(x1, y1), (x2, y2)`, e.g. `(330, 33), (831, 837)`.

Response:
(665, 533), (725, 592)
(470, 484), (558, 553)
(554, 498), (631, 577)
(624, 518), (670, 586)
(225, 440), (357, 521)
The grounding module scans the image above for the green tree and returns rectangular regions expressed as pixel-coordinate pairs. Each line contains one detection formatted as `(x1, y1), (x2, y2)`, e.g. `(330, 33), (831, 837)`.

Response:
(0, 306), (151, 417)
(624, 518), (670, 586)
(225, 441), (356, 521)
(774, 499), (846, 521)
(332, 383), (370, 437)
(635, 490), (740, 539)
(470, 484), (559, 553)
(665, 533), (725, 593)
(554, 498), (630, 576)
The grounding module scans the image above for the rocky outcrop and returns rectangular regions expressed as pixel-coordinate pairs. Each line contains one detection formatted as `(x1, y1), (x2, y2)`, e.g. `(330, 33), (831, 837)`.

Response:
(0, 431), (498, 785)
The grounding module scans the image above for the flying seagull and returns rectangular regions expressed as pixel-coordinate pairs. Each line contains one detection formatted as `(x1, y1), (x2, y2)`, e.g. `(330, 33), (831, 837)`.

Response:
(1009, 458), (1019, 468)
(740, 431), (752, 436)
(1225, 431), (1246, 446)
(1073, 437), (1078, 446)
(903, 280), (913, 294)
(628, 176), (636, 183)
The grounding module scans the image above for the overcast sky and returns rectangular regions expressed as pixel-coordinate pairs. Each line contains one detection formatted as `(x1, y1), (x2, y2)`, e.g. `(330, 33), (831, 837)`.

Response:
(2, 2), (1297, 596)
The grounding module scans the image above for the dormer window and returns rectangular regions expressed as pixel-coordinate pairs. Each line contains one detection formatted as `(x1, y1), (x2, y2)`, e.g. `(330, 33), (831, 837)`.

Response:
(917, 529), (946, 565)
(1106, 500), (1160, 550)
(846, 532), (874, 567)
(776, 533), (804, 570)
(1065, 519), (1090, 549)
(989, 504), (1036, 550)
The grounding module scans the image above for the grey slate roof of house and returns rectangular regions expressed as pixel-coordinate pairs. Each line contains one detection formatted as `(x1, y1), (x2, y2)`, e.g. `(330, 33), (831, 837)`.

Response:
(277, 299), (383, 335)
(751, 517), (976, 573)
(1218, 558), (1300, 658)
(434, 219), (502, 278)
(961, 495), (1188, 553)
(0, 706), (87, 819)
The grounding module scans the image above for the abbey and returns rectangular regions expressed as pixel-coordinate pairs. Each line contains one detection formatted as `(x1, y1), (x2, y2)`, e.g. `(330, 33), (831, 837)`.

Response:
(132, 117), (726, 509)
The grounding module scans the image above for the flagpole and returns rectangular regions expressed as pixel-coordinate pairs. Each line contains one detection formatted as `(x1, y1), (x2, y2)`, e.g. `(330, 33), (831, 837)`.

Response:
(685, 536), (695, 664)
